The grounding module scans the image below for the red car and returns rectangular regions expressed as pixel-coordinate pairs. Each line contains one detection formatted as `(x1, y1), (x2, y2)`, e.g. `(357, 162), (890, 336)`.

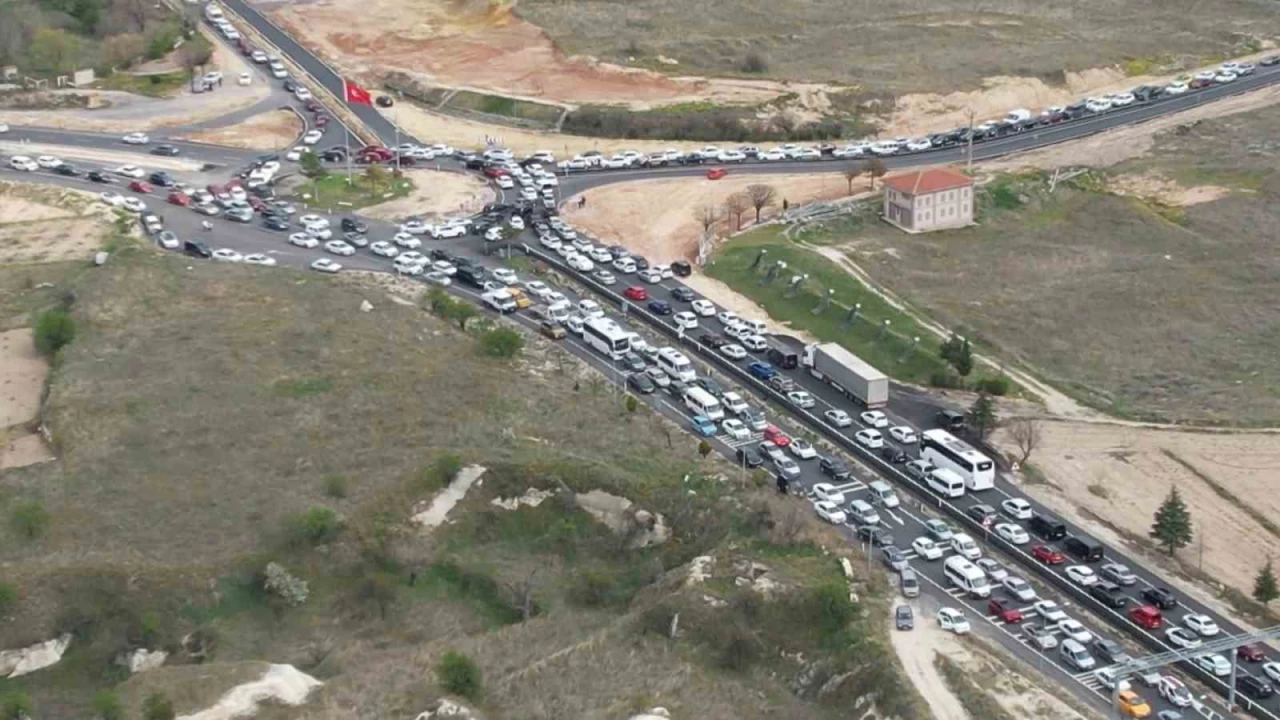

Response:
(762, 425), (791, 447)
(1031, 544), (1065, 565)
(314, 114), (330, 127)
(705, 167), (727, 180)
(247, 196), (266, 212)
(1127, 604), (1163, 630)
(482, 166), (508, 178)
(1238, 643), (1267, 662)
(306, 100), (323, 113)
(166, 191), (189, 206)
(988, 598), (1023, 624)
(128, 180), (152, 193)
(623, 286), (648, 301)
(360, 146), (394, 161)
(206, 183), (226, 196)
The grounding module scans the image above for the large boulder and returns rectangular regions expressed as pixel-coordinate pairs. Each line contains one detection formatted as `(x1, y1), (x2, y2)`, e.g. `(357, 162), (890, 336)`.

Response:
(0, 634), (72, 678)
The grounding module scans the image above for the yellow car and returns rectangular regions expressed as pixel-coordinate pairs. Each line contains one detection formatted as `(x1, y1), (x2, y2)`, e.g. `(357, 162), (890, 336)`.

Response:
(506, 287), (532, 309)
(1117, 690), (1151, 719)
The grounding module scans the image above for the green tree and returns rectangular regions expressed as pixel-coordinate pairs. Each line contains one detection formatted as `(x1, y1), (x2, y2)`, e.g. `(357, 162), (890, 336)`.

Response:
(953, 337), (974, 377)
(299, 149), (326, 180)
(625, 394), (638, 414)
(967, 393), (996, 440)
(1254, 559), (1279, 607)
(939, 333), (961, 363)
(10, 499), (49, 540)
(289, 505), (342, 546)
(436, 650), (482, 700)
(865, 157), (888, 190)
(842, 162), (864, 195)
(27, 27), (83, 74)
(1149, 486), (1193, 555)
(424, 286), (452, 314)
(448, 302), (478, 332)
(478, 327), (524, 358)
(363, 164), (389, 194)
(698, 440), (712, 458)
(322, 474), (348, 499)
(34, 307), (76, 356)
(92, 690), (123, 720)
(1, 691), (32, 720)
(141, 692), (175, 720)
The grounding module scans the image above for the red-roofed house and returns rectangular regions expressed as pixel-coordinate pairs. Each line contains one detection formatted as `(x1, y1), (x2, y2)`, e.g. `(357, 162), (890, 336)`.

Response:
(881, 166), (974, 233)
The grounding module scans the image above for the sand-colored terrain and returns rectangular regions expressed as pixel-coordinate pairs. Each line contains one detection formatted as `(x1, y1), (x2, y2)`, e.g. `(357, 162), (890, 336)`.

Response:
(0, 329), (53, 469)
(561, 172), (861, 263)
(993, 421), (1280, 614)
(356, 169), (494, 221)
(0, 182), (111, 265)
(177, 109), (303, 150)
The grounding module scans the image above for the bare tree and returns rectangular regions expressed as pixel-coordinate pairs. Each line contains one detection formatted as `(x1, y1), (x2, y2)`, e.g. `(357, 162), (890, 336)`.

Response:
(1008, 417), (1043, 465)
(122, 0), (150, 33)
(865, 158), (888, 190)
(694, 203), (720, 236)
(506, 568), (538, 622)
(745, 184), (777, 223)
(842, 162), (865, 195)
(723, 192), (749, 231)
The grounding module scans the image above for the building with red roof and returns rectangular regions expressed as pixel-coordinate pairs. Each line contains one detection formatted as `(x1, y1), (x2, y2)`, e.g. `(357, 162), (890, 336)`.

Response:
(881, 166), (974, 233)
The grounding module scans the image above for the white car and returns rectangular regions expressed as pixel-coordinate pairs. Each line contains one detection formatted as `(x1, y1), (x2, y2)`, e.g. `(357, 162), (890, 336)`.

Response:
(811, 483), (847, 506)
(888, 426), (917, 444)
(305, 225), (332, 240)
(860, 410), (889, 427)
(691, 299), (716, 317)
(1159, 676), (1193, 708)
(324, 240), (355, 256)
(1165, 82), (1189, 95)
(508, 215), (525, 230)
(295, 86), (313, 100)
(1058, 619), (1093, 644)
(289, 233), (319, 248)
(301, 130), (323, 145)
(400, 219), (429, 235)
(1065, 565), (1098, 587)
(212, 248), (243, 262)
(741, 335), (767, 352)
(1003, 576), (1037, 602)
(298, 214), (328, 228)
(155, 231), (180, 249)
(524, 281), (552, 300)
(1194, 654), (1231, 677)
(716, 310), (740, 326)
(237, 72), (251, 86)
(569, 254), (594, 272)
(787, 390), (815, 408)
(35, 155), (62, 168)
(424, 271), (451, 286)
(370, 241), (398, 257)
(672, 311), (698, 330)
(121, 197), (146, 213)
(243, 253), (277, 266)
(311, 258), (342, 273)
(8, 156), (37, 171)
(271, 64), (287, 79)
(854, 429), (883, 449)
(495, 175), (514, 189)
(1183, 613), (1220, 637)
(814, 500), (847, 525)
(115, 165), (145, 178)
(824, 409), (852, 428)
(539, 234), (561, 250)
(1001, 498), (1033, 520)
(546, 291), (569, 307)
(122, 132), (149, 145)
(721, 392), (749, 416)
(1165, 627), (1202, 650)
(720, 344), (747, 360)
(432, 261), (457, 277)
(788, 438), (817, 460)
(1033, 600), (1067, 622)
(950, 533), (980, 560)
(1263, 661), (1280, 685)
(1194, 70), (1218, 81)
(1215, 71), (1238, 83)
(612, 256), (636, 273)
(638, 268), (662, 283)
(393, 233), (421, 249)
(721, 419), (750, 441)
(975, 557), (1008, 582)
(98, 192), (125, 206)
(994, 522), (1029, 545)
(936, 608), (970, 635)
(1109, 91), (1135, 106)
(435, 223), (469, 240)
(911, 536), (944, 560)
(491, 268), (518, 285)
(905, 138), (932, 152)
(397, 251), (427, 267)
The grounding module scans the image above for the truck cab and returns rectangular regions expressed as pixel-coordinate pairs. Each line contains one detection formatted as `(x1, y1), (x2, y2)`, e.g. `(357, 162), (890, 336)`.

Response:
(481, 290), (517, 314)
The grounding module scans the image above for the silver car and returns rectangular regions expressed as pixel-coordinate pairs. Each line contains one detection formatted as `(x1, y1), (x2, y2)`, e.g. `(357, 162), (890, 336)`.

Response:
(882, 545), (909, 572)
(773, 455), (801, 479)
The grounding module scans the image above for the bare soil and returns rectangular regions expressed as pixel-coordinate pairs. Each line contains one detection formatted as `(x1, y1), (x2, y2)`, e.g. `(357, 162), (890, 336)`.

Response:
(0, 184), (112, 265)
(0, 328), (53, 470)
(175, 109), (303, 150)
(356, 169), (493, 222)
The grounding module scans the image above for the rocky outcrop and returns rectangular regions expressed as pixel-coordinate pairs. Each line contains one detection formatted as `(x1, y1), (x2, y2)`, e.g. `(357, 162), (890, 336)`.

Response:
(415, 698), (483, 719)
(630, 708), (672, 720)
(116, 648), (167, 674)
(0, 634), (71, 678)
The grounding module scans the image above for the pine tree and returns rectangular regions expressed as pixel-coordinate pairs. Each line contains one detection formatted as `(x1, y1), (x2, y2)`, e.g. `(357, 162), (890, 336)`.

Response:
(1254, 559), (1279, 607)
(954, 338), (974, 377)
(1149, 486), (1193, 555)
(968, 393), (996, 439)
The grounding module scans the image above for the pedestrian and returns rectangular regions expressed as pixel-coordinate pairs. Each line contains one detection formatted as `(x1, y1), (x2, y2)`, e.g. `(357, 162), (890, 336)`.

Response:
(782, 198), (789, 211)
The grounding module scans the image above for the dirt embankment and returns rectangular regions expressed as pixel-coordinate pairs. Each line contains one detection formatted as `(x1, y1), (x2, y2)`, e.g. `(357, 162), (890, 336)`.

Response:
(176, 109), (303, 150)
(355, 169), (494, 222)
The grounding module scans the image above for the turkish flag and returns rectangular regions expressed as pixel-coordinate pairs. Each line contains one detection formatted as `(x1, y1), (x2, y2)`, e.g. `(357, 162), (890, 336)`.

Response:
(343, 79), (372, 106)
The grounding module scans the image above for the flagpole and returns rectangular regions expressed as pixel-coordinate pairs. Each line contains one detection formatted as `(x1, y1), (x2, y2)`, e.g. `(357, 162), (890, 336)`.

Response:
(342, 80), (352, 186)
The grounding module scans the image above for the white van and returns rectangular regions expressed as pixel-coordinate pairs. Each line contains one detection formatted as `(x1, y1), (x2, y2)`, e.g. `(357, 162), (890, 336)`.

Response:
(204, 4), (224, 21)
(926, 467), (966, 499)
(657, 347), (696, 382)
(739, 318), (767, 335)
(950, 533), (981, 560)
(868, 480), (899, 508)
(683, 387), (724, 421)
(943, 556), (990, 597)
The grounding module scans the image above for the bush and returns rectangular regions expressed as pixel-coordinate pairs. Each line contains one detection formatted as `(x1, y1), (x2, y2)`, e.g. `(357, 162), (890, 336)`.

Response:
(929, 370), (965, 389)
(741, 52), (769, 74)
(263, 562), (310, 606)
(288, 505), (342, 545)
(322, 474), (349, 499)
(477, 327), (524, 358)
(144, 23), (180, 61)
(0, 582), (15, 616)
(697, 440), (712, 458)
(10, 498), (49, 539)
(92, 690), (123, 720)
(436, 650), (482, 700)
(141, 692), (175, 720)
(0, 691), (31, 720)
(561, 104), (851, 144)
(34, 307), (76, 356)
(973, 375), (1011, 396)
(416, 453), (462, 492)
(568, 568), (621, 608)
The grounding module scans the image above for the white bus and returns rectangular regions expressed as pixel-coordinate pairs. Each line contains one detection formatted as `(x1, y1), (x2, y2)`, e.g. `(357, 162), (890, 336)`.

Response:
(943, 556), (990, 598)
(582, 317), (631, 360)
(920, 429), (994, 491)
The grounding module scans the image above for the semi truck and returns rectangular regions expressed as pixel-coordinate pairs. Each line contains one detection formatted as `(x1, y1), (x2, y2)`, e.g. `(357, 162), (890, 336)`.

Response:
(801, 342), (889, 409)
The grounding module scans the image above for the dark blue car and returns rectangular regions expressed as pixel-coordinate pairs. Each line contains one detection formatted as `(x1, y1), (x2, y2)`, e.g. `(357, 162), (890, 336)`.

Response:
(748, 361), (777, 381)
(648, 300), (672, 315)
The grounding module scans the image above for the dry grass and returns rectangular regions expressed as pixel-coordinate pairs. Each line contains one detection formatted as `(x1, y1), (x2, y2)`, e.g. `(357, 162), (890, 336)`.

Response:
(516, 0), (1278, 92)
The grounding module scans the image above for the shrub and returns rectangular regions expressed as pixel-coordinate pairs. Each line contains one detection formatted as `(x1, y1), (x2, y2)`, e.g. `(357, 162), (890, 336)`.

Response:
(288, 505), (342, 545)
(34, 307), (75, 356)
(698, 440), (712, 458)
(322, 474), (349, 499)
(436, 650), (482, 700)
(0, 582), (15, 615)
(141, 692), (175, 720)
(416, 453), (463, 492)
(0, 691), (32, 720)
(92, 690), (123, 720)
(625, 394), (638, 414)
(741, 52), (769, 74)
(973, 375), (1011, 396)
(263, 562), (310, 606)
(144, 23), (180, 61)
(929, 370), (965, 389)
(10, 499), (49, 539)
(478, 327), (524, 358)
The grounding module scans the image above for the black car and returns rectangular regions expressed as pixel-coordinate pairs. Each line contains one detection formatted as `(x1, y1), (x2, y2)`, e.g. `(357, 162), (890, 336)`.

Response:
(693, 376), (723, 397)
(966, 504), (998, 524)
(321, 149), (347, 162)
(632, 255), (650, 271)
(648, 300), (672, 315)
(1238, 675), (1274, 699)
(251, 184), (275, 199)
(880, 446), (908, 464)
(149, 172), (173, 187)
(86, 170), (111, 183)
(607, 244), (629, 259)
(1131, 85), (1163, 102)
(626, 372), (656, 395)
(620, 352), (646, 373)
(1089, 582), (1129, 609)
(1091, 637), (1131, 665)
(282, 79), (297, 92)
(183, 239), (212, 258)
(671, 260), (692, 277)
(671, 286), (695, 302)
(340, 217), (367, 233)
(430, 248), (457, 263)
(53, 164), (79, 176)
(699, 332), (729, 349)
(857, 525), (894, 547)
(376, 94), (394, 107)
(1141, 586), (1178, 610)
(262, 216), (289, 231)
(936, 409), (966, 430)
(150, 145), (180, 156)
(895, 605), (913, 631)
(736, 446), (764, 468)
(819, 456), (850, 480)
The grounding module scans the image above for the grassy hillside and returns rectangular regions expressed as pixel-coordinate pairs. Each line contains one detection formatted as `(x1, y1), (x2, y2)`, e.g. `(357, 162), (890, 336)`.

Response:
(0, 244), (929, 720)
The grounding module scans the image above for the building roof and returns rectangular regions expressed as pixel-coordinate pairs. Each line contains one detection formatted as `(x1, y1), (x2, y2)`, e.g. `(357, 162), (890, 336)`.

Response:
(882, 167), (972, 195)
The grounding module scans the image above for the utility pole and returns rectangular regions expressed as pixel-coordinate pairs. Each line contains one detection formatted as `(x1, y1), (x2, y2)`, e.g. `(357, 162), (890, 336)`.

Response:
(966, 108), (976, 172)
